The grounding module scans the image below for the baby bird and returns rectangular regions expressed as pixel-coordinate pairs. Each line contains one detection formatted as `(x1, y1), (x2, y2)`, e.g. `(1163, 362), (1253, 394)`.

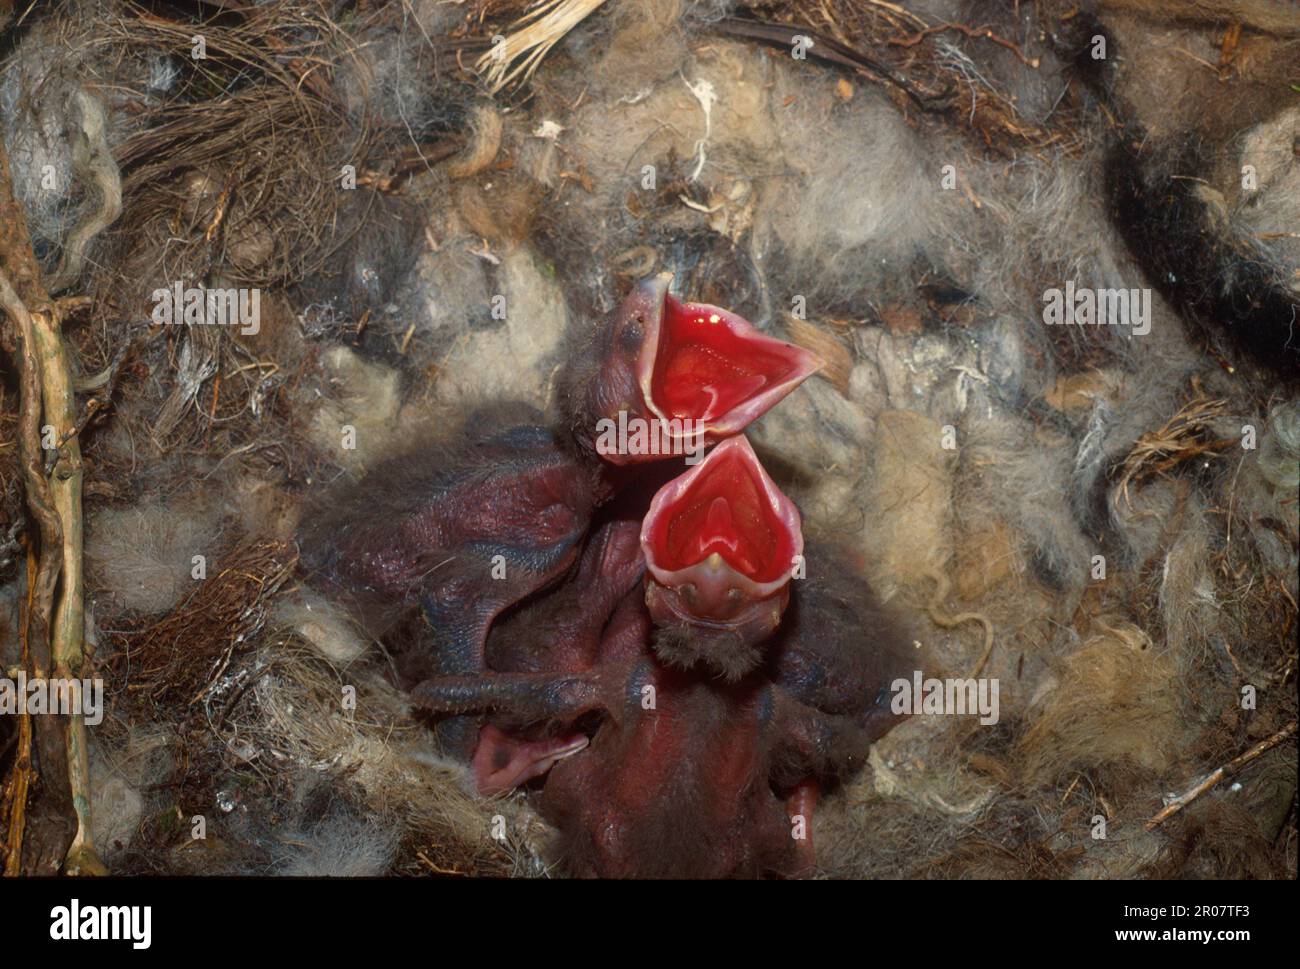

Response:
(640, 434), (803, 680)
(299, 402), (601, 676)
(560, 273), (822, 464)
(411, 530), (921, 877)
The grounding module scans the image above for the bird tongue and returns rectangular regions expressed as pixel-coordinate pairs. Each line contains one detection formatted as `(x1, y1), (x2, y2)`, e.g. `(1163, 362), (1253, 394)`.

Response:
(641, 293), (822, 438)
(684, 496), (756, 572)
(672, 491), (763, 581)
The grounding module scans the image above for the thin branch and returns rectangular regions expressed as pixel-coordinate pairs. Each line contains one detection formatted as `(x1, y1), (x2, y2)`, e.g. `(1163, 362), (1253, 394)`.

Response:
(0, 133), (106, 874)
(1146, 720), (1298, 829)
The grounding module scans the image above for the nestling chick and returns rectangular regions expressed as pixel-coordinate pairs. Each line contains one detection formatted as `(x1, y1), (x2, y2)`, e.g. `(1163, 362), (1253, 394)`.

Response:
(412, 532), (920, 877)
(641, 434), (803, 680)
(298, 402), (602, 676)
(560, 273), (822, 463)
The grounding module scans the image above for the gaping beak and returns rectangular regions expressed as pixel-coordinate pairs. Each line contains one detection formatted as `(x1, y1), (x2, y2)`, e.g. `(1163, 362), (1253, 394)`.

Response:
(593, 274), (823, 465)
(639, 435), (803, 677)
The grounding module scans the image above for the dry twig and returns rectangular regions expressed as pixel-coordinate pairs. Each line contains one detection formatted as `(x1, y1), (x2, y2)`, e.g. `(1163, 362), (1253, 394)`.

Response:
(1146, 720), (1298, 829)
(476, 0), (607, 92)
(0, 135), (105, 875)
(1115, 395), (1232, 507)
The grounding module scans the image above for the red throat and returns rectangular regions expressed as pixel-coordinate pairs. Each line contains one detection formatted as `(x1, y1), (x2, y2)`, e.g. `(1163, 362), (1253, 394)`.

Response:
(639, 292), (822, 437)
(641, 435), (803, 601)
(651, 444), (791, 583)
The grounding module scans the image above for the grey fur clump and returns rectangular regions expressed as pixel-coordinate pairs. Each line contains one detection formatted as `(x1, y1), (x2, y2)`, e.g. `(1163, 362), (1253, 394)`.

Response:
(273, 807), (400, 878)
(1258, 400), (1300, 492)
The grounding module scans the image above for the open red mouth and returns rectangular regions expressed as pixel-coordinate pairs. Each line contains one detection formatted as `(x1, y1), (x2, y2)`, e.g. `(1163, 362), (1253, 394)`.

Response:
(640, 435), (802, 623)
(634, 275), (821, 448)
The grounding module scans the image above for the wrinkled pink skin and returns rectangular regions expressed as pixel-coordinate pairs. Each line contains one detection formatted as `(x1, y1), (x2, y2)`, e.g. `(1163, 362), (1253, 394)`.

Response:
(412, 529), (919, 878)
